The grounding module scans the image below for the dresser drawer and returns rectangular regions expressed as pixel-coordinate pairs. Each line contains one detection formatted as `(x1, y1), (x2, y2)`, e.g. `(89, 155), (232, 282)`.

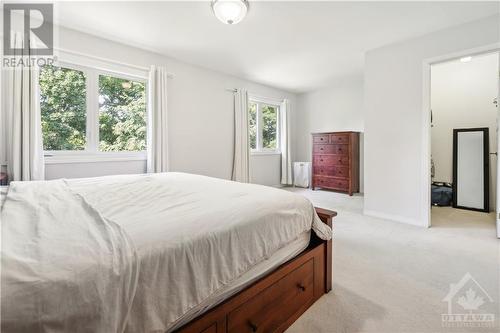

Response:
(315, 177), (349, 191)
(330, 134), (349, 144)
(313, 144), (348, 155)
(314, 166), (349, 178)
(332, 144), (348, 155)
(314, 155), (349, 166)
(313, 135), (329, 144)
(227, 259), (314, 333)
(313, 144), (335, 154)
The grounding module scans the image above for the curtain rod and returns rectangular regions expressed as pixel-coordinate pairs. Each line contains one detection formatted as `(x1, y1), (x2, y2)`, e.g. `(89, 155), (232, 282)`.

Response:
(55, 47), (174, 78)
(225, 89), (285, 105)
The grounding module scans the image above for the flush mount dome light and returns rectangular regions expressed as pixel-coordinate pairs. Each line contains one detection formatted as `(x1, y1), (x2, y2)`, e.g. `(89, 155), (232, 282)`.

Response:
(211, 0), (249, 25)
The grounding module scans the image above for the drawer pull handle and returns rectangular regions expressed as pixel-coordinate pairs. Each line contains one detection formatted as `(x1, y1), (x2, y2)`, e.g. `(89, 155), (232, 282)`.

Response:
(320, 159), (323, 162)
(248, 321), (258, 332)
(297, 284), (306, 291)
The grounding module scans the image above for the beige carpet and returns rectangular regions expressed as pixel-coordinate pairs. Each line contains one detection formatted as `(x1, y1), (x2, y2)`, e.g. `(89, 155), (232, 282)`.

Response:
(284, 188), (500, 333)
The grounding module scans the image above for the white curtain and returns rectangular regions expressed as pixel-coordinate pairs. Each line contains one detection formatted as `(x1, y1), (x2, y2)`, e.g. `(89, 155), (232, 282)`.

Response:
(4, 32), (45, 181)
(280, 99), (292, 185)
(147, 65), (169, 173)
(232, 89), (250, 183)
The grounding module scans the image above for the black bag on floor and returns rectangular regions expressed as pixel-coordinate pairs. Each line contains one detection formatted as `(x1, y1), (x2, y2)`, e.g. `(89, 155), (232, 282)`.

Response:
(431, 182), (453, 206)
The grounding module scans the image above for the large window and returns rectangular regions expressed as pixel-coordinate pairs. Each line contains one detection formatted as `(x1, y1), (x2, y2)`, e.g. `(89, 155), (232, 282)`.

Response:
(40, 63), (147, 158)
(248, 100), (279, 153)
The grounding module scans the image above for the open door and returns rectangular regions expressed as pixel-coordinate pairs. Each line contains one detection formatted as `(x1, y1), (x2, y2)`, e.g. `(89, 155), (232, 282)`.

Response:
(496, 52), (500, 238)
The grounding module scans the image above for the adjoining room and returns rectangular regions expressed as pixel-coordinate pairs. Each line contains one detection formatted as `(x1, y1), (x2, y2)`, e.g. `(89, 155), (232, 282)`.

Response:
(430, 52), (499, 236)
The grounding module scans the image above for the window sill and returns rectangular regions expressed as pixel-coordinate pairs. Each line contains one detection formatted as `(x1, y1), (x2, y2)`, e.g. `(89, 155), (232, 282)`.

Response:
(44, 152), (147, 164)
(250, 151), (282, 156)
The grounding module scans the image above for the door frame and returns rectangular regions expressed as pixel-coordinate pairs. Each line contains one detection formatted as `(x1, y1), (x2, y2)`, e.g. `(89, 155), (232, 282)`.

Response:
(421, 43), (500, 228)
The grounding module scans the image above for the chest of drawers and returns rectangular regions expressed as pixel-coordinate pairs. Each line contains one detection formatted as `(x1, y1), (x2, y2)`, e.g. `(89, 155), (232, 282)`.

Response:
(311, 132), (359, 195)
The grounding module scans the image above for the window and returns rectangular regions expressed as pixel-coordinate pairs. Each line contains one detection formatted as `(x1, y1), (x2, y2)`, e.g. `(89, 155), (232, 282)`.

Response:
(248, 99), (279, 153)
(40, 66), (87, 151)
(98, 75), (146, 152)
(39, 63), (147, 160)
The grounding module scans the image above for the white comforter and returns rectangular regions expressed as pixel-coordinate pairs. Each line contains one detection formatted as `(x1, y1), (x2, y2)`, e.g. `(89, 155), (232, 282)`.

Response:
(1, 173), (331, 333)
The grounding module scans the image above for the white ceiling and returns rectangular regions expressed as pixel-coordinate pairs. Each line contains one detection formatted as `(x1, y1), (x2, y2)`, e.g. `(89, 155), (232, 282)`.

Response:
(54, 1), (499, 93)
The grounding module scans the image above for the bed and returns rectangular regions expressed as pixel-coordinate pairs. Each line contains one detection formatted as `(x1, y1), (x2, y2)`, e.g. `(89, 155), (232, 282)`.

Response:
(1, 172), (334, 333)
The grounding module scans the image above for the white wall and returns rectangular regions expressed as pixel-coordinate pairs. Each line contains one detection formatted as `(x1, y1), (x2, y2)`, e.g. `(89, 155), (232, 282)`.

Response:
(296, 75), (364, 191)
(45, 160), (147, 180)
(250, 154), (281, 186)
(431, 53), (499, 211)
(364, 15), (499, 226)
(41, 26), (297, 186)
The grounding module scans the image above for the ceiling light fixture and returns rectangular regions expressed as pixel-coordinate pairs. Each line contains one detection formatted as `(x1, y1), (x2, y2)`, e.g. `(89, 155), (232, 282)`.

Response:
(211, 0), (249, 25)
(460, 56), (472, 63)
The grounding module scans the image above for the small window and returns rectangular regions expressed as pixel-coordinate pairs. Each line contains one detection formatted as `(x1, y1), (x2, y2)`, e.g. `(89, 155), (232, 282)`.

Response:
(40, 66), (87, 151)
(248, 100), (279, 153)
(99, 75), (147, 152)
(261, 105), (277, 150)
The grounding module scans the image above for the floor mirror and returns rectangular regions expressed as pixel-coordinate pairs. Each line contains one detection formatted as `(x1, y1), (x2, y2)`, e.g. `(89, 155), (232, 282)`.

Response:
(453, 128), (489, 212)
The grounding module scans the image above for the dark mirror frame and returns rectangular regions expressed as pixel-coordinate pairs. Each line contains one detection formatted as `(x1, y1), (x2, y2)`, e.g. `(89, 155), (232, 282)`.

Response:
(452, 127), (489, 212)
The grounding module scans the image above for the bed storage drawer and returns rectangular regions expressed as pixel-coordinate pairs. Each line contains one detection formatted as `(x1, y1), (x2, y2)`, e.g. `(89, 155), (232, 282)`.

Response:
(227, 259), (314, 333)
(200, 324), (217, 333)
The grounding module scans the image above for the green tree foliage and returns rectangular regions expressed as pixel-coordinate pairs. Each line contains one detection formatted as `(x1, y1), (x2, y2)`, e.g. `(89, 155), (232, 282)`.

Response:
(40, 66), (87, 150)
(261, 105), (277, 149)
(248, 102), (257, 149)
(39, 66), (147, 152)
(247, 103), (277, 150)
(98, 76), (146, 152)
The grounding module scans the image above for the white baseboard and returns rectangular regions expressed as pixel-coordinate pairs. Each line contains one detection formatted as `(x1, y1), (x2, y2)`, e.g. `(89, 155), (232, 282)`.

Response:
(364, 209), (427, 228)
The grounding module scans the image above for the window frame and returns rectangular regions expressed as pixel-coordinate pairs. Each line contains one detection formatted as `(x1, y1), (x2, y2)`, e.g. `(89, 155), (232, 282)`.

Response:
(42, 61), (148, 164)
(248, 96), (281, 155)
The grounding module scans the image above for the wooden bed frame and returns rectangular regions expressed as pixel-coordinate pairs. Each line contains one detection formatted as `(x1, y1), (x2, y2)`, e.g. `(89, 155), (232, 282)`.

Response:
(175, 207), (336, 333)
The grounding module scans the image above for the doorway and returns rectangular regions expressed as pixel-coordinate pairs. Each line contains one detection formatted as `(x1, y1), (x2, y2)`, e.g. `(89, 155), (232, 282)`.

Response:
(428, 51), (499, 236)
